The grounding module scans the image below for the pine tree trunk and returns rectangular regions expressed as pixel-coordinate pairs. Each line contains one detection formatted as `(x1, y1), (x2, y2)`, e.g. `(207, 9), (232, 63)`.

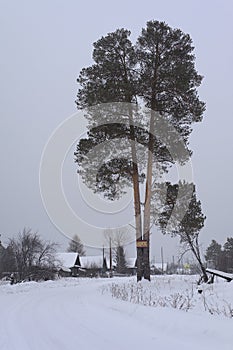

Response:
(142, 242), (150, 281)
(128, 105), (143, 282)
(137, 248), (143, 282)
(142, 110), (155, 281)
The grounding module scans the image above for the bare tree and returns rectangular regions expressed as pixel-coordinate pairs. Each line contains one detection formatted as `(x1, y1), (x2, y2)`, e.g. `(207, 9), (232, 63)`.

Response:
(104, 227), (131, 249)
(67, 234), (85, 256)
(9, 228), (58, 281)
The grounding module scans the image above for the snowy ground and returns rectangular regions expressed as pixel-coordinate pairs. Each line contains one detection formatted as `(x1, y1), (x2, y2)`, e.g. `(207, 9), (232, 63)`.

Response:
(0, 276), (232, 350)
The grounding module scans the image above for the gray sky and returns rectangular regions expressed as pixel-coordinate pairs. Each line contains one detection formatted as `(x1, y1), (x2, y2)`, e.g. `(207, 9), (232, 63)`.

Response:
(1, 0), (233, 261)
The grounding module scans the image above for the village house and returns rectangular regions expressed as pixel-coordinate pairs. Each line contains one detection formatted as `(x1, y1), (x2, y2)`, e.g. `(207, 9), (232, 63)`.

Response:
(56, 253), (108, 277)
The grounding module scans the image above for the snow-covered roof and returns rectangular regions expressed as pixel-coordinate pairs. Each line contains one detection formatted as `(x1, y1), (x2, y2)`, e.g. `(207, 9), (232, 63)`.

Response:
(56, 253), (107, 269)
(127, 258), (137, 268)
(56, 253), (79, 269)
(60, 267), (71, 273)
(79, 256), (104, 269)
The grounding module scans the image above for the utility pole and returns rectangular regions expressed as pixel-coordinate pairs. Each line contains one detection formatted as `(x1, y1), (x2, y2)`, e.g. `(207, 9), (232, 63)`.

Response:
(161, 246), (164, 274)
(102, 245), (105, 262)
(109, 237), (112, 277)
(172, 255), (175, 274)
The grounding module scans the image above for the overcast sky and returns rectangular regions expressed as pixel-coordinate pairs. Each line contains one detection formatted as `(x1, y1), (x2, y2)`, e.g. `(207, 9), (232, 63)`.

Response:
(1, 0), (233, 261)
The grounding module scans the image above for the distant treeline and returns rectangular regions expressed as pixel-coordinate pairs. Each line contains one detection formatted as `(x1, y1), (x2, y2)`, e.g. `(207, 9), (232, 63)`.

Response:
(205, 237), (233, 273)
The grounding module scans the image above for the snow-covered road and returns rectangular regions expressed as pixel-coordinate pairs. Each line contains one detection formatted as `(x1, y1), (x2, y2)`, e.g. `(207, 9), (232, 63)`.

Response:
(0, 277), (232, 350)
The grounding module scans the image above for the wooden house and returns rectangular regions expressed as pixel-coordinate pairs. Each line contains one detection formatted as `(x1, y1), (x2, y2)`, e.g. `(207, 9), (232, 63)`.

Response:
(56, 252), (81, 277)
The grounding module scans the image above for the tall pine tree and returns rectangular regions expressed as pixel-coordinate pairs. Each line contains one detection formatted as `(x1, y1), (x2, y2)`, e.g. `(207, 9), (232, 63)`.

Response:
(75, 21), (205, 281)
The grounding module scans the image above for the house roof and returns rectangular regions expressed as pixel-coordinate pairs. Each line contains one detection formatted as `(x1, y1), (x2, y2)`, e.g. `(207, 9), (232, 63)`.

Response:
(56, 253), (107, 270)
(56, 253), (79, 269)
(79, 256), (105, 269)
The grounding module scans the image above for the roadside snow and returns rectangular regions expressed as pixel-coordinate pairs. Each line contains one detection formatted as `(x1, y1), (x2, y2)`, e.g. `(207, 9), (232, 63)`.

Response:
(0, 276), (232, 350)
(106, 275), (233, 317)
